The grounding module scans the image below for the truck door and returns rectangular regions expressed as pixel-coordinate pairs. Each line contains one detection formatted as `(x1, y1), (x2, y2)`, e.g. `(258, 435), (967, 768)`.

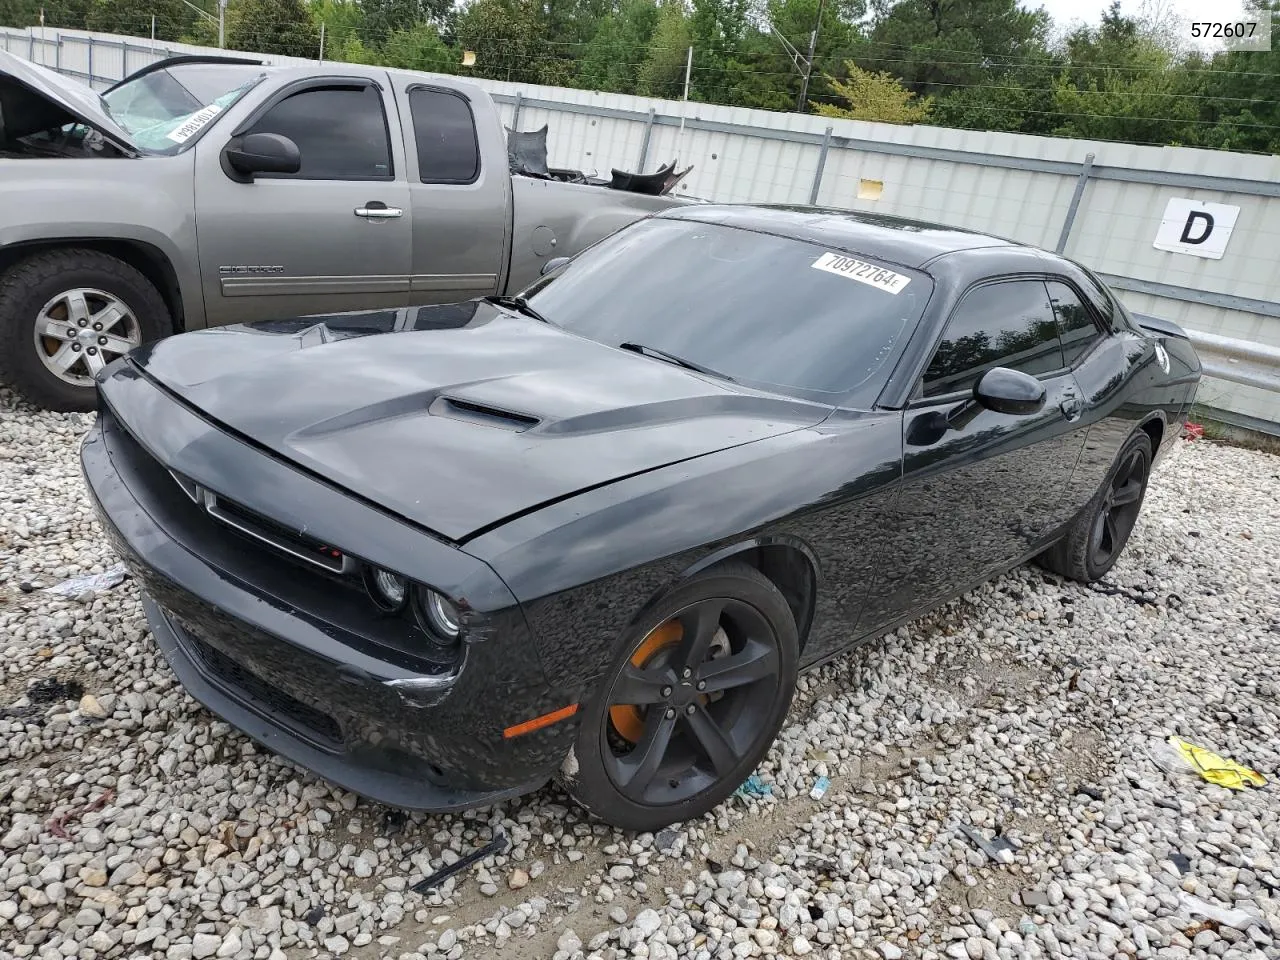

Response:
(193, 76), (412, 326)
(393, 82), (510, 303)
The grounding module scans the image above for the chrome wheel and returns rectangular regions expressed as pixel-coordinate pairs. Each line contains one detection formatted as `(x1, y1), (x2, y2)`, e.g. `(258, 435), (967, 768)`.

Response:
(34, 288), (141, 386)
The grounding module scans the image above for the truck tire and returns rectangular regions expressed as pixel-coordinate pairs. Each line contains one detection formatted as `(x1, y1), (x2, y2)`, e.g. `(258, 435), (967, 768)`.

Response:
(0, 248), (172, 412)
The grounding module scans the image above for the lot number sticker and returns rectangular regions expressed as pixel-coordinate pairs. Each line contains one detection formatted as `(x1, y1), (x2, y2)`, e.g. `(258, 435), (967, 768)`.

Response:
(811, 252), (911, 294)
(166, 104), (223, 144)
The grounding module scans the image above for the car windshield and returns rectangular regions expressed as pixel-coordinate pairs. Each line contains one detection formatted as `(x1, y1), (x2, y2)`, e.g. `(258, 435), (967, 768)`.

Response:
(523, 218), (934, 401)
(101, 64), (262, 154)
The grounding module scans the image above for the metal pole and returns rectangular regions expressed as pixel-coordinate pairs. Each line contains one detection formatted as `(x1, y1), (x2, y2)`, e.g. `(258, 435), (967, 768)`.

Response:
(318, 22), (325, 63)
(796, 0), (825, 113)
(1055, 152), (1096, 254)
(88, 35), (94, 84)
(809, 126), (832, 205)
(218, 0), (226, 48)
(676, 46), (693, 161)
(39, 7), (45, 65)
(151, 16), (156, 51)
(511, 91), (523, 131)
(637, 107), (655, 173)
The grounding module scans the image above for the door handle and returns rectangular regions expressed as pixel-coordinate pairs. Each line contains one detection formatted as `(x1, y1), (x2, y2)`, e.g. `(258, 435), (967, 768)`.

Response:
(1060, 395), (1083, 420)
(354, 203), (403, 220)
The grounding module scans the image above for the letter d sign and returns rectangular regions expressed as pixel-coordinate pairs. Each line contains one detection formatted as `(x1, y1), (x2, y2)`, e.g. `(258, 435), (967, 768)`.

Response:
(1153, 198), (1240, 260)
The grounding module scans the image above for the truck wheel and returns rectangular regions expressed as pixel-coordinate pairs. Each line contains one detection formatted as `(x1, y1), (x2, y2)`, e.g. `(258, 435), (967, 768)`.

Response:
(0, 249), (172, 412)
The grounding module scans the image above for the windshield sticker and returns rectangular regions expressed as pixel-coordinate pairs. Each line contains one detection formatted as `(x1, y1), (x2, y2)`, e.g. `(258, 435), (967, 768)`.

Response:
(165, 104), (223, 144)
(811, 252), (911, 294)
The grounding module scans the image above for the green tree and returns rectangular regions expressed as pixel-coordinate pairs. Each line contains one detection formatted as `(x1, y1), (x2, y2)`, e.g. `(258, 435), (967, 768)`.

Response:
(1168, 1), (1280, 152)
(362, 0), (452, 43)
(225, 0), (320, 58)
(308, 0), (364, 51)
(1049, 1), (1198, 144)
(0, 0), (90, 28)
(928, 52), (1063, 134)
(860, 0), (1051, 95)
(760, 0), (865, 111)
(813, 61), (931, 121)
(454, 0), (547, 84)
(85, 0), (192, 40)
(380, 21), (455, 72)
(636, 0), (692, 97)
(578, 0), (662, 94)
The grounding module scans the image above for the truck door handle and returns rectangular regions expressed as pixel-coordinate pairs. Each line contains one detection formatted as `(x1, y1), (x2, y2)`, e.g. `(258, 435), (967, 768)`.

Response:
(354, 202), (403, 220)
(1060, 396), (1083, 420)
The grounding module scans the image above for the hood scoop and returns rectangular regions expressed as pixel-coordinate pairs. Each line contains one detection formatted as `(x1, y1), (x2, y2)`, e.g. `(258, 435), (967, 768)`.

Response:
(429, 396), (541, 432)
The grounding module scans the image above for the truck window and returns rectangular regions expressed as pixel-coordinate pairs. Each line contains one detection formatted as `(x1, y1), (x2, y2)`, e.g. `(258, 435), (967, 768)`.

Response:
(408, 88), (479, 184)
(246, 85), (392, 180)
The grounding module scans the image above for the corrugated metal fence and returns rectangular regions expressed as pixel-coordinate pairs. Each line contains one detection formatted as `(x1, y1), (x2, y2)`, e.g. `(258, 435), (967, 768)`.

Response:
(4, 25), (1279, 432)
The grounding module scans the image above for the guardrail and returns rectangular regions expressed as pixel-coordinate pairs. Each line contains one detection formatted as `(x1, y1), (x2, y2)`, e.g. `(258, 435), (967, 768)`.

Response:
(1187, 330), (1280, 395)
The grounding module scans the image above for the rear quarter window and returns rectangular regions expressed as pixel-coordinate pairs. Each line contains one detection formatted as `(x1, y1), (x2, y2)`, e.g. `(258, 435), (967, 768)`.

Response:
(408, 87), (480, 184)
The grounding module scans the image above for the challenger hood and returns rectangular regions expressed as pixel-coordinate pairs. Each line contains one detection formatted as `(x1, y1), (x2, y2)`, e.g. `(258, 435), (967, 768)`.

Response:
(0, 50), (138, 153)
(128, 307), (829, 540)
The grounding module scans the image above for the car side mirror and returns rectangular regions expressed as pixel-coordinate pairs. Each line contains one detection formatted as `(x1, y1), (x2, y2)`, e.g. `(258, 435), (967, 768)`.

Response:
(540, 256), (571, 277)
(973, 367), (1046, 416)
(222, 132), (301, 181)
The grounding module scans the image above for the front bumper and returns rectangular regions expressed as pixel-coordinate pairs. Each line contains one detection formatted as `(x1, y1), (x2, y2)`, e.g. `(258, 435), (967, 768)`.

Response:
(80, 365), (576, 811)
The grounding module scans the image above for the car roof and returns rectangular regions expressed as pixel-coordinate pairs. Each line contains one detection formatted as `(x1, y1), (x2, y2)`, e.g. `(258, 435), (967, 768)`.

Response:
(659, 204), (1023, 269)
(125, 56), (491, 102)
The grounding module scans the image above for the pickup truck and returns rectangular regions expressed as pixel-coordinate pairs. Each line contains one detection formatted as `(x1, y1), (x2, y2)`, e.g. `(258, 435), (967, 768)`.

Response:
(0, 51), (689, 411)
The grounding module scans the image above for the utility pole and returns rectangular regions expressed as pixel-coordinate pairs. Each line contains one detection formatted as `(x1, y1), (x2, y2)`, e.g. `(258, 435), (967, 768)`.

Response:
(218, 0), (226, 48)
(795, 0), (826, 113)
(676, 46), (693, 162)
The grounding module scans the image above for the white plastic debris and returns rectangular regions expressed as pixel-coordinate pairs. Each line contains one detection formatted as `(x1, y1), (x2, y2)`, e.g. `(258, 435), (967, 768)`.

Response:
(43, 563), (128, 599)
(1180, 891), (1258, 930)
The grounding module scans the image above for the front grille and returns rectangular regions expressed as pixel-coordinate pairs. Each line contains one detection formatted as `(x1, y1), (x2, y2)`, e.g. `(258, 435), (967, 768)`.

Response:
(169, 468), (353, 575)
(183, 631), (344, 748)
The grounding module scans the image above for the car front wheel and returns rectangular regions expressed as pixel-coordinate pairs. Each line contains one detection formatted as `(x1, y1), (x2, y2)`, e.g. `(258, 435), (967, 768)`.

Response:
(0, 249), (171, 412)
(561, 562), (798, 832)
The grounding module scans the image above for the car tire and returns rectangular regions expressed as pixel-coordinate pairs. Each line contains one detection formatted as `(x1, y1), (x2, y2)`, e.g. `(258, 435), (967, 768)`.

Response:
(0, 249), (171, 412)
(559, 562), (798, 832)
(1038, 431), (1153, 583)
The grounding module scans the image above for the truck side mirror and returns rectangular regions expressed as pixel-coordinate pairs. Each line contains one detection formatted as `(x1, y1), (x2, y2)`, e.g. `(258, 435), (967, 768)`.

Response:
(222, 132), (302, 182)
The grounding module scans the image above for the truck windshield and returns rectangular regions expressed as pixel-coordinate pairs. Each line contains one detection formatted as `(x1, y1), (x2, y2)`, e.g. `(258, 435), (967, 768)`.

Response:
(101, 64), (263, 154)
(523, 218), (934, 402)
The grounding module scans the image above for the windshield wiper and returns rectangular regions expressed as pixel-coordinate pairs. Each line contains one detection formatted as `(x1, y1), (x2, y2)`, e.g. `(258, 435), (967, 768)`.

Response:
(483, 295), (553, 325)
(618, 342), (736, 382)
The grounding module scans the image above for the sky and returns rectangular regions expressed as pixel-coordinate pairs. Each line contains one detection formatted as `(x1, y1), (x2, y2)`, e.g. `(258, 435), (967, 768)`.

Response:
(1028, 0), (1254, 51)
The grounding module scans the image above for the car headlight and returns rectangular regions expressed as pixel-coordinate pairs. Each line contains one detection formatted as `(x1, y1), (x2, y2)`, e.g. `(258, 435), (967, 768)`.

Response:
(365, 567), (409, 613)
(414, 587), (462, 647)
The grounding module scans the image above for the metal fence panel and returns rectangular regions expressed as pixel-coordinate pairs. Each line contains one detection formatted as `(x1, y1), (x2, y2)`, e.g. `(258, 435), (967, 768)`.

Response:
(2, 24), (1277, 429)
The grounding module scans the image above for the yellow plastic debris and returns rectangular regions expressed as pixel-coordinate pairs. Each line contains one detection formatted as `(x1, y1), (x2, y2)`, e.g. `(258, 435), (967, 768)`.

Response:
(1168, 736), (1266, 790)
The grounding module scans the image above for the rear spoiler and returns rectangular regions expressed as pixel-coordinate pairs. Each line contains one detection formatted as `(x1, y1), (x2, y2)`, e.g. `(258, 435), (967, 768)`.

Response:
(1133, 313), (1190, 340)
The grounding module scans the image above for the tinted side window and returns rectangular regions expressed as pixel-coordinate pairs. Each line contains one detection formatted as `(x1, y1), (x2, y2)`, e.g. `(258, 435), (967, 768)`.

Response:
(247, 86), (391, 180)
(409, 88), (480, 184)
(1046, 280), (1102, 367)
(923, 280), (1064, 398)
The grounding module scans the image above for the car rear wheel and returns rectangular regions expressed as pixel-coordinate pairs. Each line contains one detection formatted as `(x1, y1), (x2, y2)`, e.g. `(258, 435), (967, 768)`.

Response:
(560, 562), (798, 832)
(1038, 431), (1152, 583)
(0, 249), (171, 412)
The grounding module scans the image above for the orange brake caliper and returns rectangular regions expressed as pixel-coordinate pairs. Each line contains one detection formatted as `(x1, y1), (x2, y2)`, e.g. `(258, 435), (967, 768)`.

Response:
(609, 620), (684, 743)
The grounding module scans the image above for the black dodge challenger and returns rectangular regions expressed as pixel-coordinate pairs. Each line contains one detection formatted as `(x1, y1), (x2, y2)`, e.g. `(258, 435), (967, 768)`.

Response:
(81, 206), (1201, 831)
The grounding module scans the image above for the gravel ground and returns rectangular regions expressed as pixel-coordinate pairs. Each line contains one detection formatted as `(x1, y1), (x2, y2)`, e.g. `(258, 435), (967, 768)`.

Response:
(1, 384), (1278, 960)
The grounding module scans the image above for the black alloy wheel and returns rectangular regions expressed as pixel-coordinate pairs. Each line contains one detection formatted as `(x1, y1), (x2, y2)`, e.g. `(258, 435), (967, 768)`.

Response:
(1037, 430), (1153, 583)
(1090, 445), (1148, 569)
(561, 562), (798, 831)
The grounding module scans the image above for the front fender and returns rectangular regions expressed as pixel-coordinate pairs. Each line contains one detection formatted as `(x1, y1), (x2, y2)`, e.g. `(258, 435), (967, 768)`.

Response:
(0, 155), (204, 328)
